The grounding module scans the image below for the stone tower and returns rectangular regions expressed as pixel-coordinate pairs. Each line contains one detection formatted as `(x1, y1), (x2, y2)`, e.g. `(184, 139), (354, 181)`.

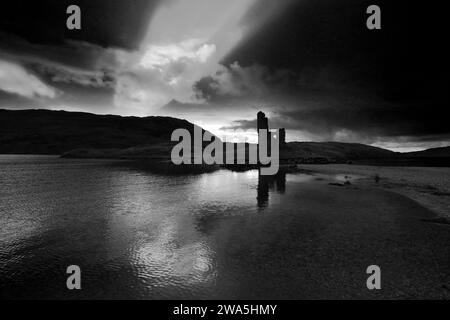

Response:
(279, 128), (286, 145)
(257, 111), (268, 132)
(257, 111), (268, 146)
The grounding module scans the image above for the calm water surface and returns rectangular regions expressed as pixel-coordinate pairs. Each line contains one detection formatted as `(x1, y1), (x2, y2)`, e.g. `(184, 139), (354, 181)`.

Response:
(0, 155), (310, 299)
(2, 155), (449, 299)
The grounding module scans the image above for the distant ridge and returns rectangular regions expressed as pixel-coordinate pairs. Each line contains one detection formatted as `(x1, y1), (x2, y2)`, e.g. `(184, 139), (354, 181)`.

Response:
(404, 146), (450, 158)
(0, 109), (448, 166)
(0, 109), (199, 156)
(282, 141), (395, 161)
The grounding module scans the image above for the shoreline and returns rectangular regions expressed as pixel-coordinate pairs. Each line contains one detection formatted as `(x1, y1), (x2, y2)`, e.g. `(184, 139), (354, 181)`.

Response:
(1, 154), (449, 221)
(296, 164), (450, 221)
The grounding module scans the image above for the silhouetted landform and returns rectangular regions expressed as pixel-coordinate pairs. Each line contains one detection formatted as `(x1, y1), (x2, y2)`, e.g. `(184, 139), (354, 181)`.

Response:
(281, 141), (395, 163)
(281, 143), (450, 167)
(0, 109), (206, 159)
(1, 109), (449, 167)
(405, 146), (450, 158)
(353, 147), (450, 167)
(368, 146), (450, 167)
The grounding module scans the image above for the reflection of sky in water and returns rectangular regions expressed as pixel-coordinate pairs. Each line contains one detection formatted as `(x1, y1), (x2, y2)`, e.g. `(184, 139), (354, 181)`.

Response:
(101, 171), (218, 288)
(103, 169), (263, 289)
(286, 173), (316, 183)
(333, 174), (363, 182)
(0, 156), (369, 298)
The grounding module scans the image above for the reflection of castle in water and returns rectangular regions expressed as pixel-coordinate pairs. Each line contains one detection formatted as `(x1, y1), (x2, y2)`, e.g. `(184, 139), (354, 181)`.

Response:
(257, 169), (286, 208)
(256, 111), (286, 208)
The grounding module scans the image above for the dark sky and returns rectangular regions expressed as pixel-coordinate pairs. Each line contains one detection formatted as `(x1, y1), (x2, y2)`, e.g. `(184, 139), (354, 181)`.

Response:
(0, 0), (161, 49)
(194, 0), (449, 150)
(0, 0), (448, 151)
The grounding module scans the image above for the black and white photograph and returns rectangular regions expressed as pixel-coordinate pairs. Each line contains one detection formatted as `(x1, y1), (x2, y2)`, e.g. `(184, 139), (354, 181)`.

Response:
(0, 0), (449, 306)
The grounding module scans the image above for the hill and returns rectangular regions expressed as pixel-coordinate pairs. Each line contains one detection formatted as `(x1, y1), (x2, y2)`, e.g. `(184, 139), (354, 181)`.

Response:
(1, 109), (448, 166)
(404, 146), (450, 158)
(0, 109), (200, 157)
(282, 141), (395, 162)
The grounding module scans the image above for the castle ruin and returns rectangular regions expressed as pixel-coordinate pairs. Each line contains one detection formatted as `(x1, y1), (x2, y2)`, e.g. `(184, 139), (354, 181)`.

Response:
(257, 111), (285, 147)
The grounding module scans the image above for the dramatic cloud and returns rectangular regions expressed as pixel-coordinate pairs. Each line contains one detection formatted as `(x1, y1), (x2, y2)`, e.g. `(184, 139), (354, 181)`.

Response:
(0, 0), (448, 151)
(34, 63), (115, 89)
(112, 0), (260, 114)
(0, 0), (163, 50)
(112, 38), (218, 114)
(194, 62), (297, 101)
(188, 0), (448, 150)
(0, 60), (57, 99)
(140, 40), (216, 70)
(0, 29), (123, 112)
(0, 0), (164, 114)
